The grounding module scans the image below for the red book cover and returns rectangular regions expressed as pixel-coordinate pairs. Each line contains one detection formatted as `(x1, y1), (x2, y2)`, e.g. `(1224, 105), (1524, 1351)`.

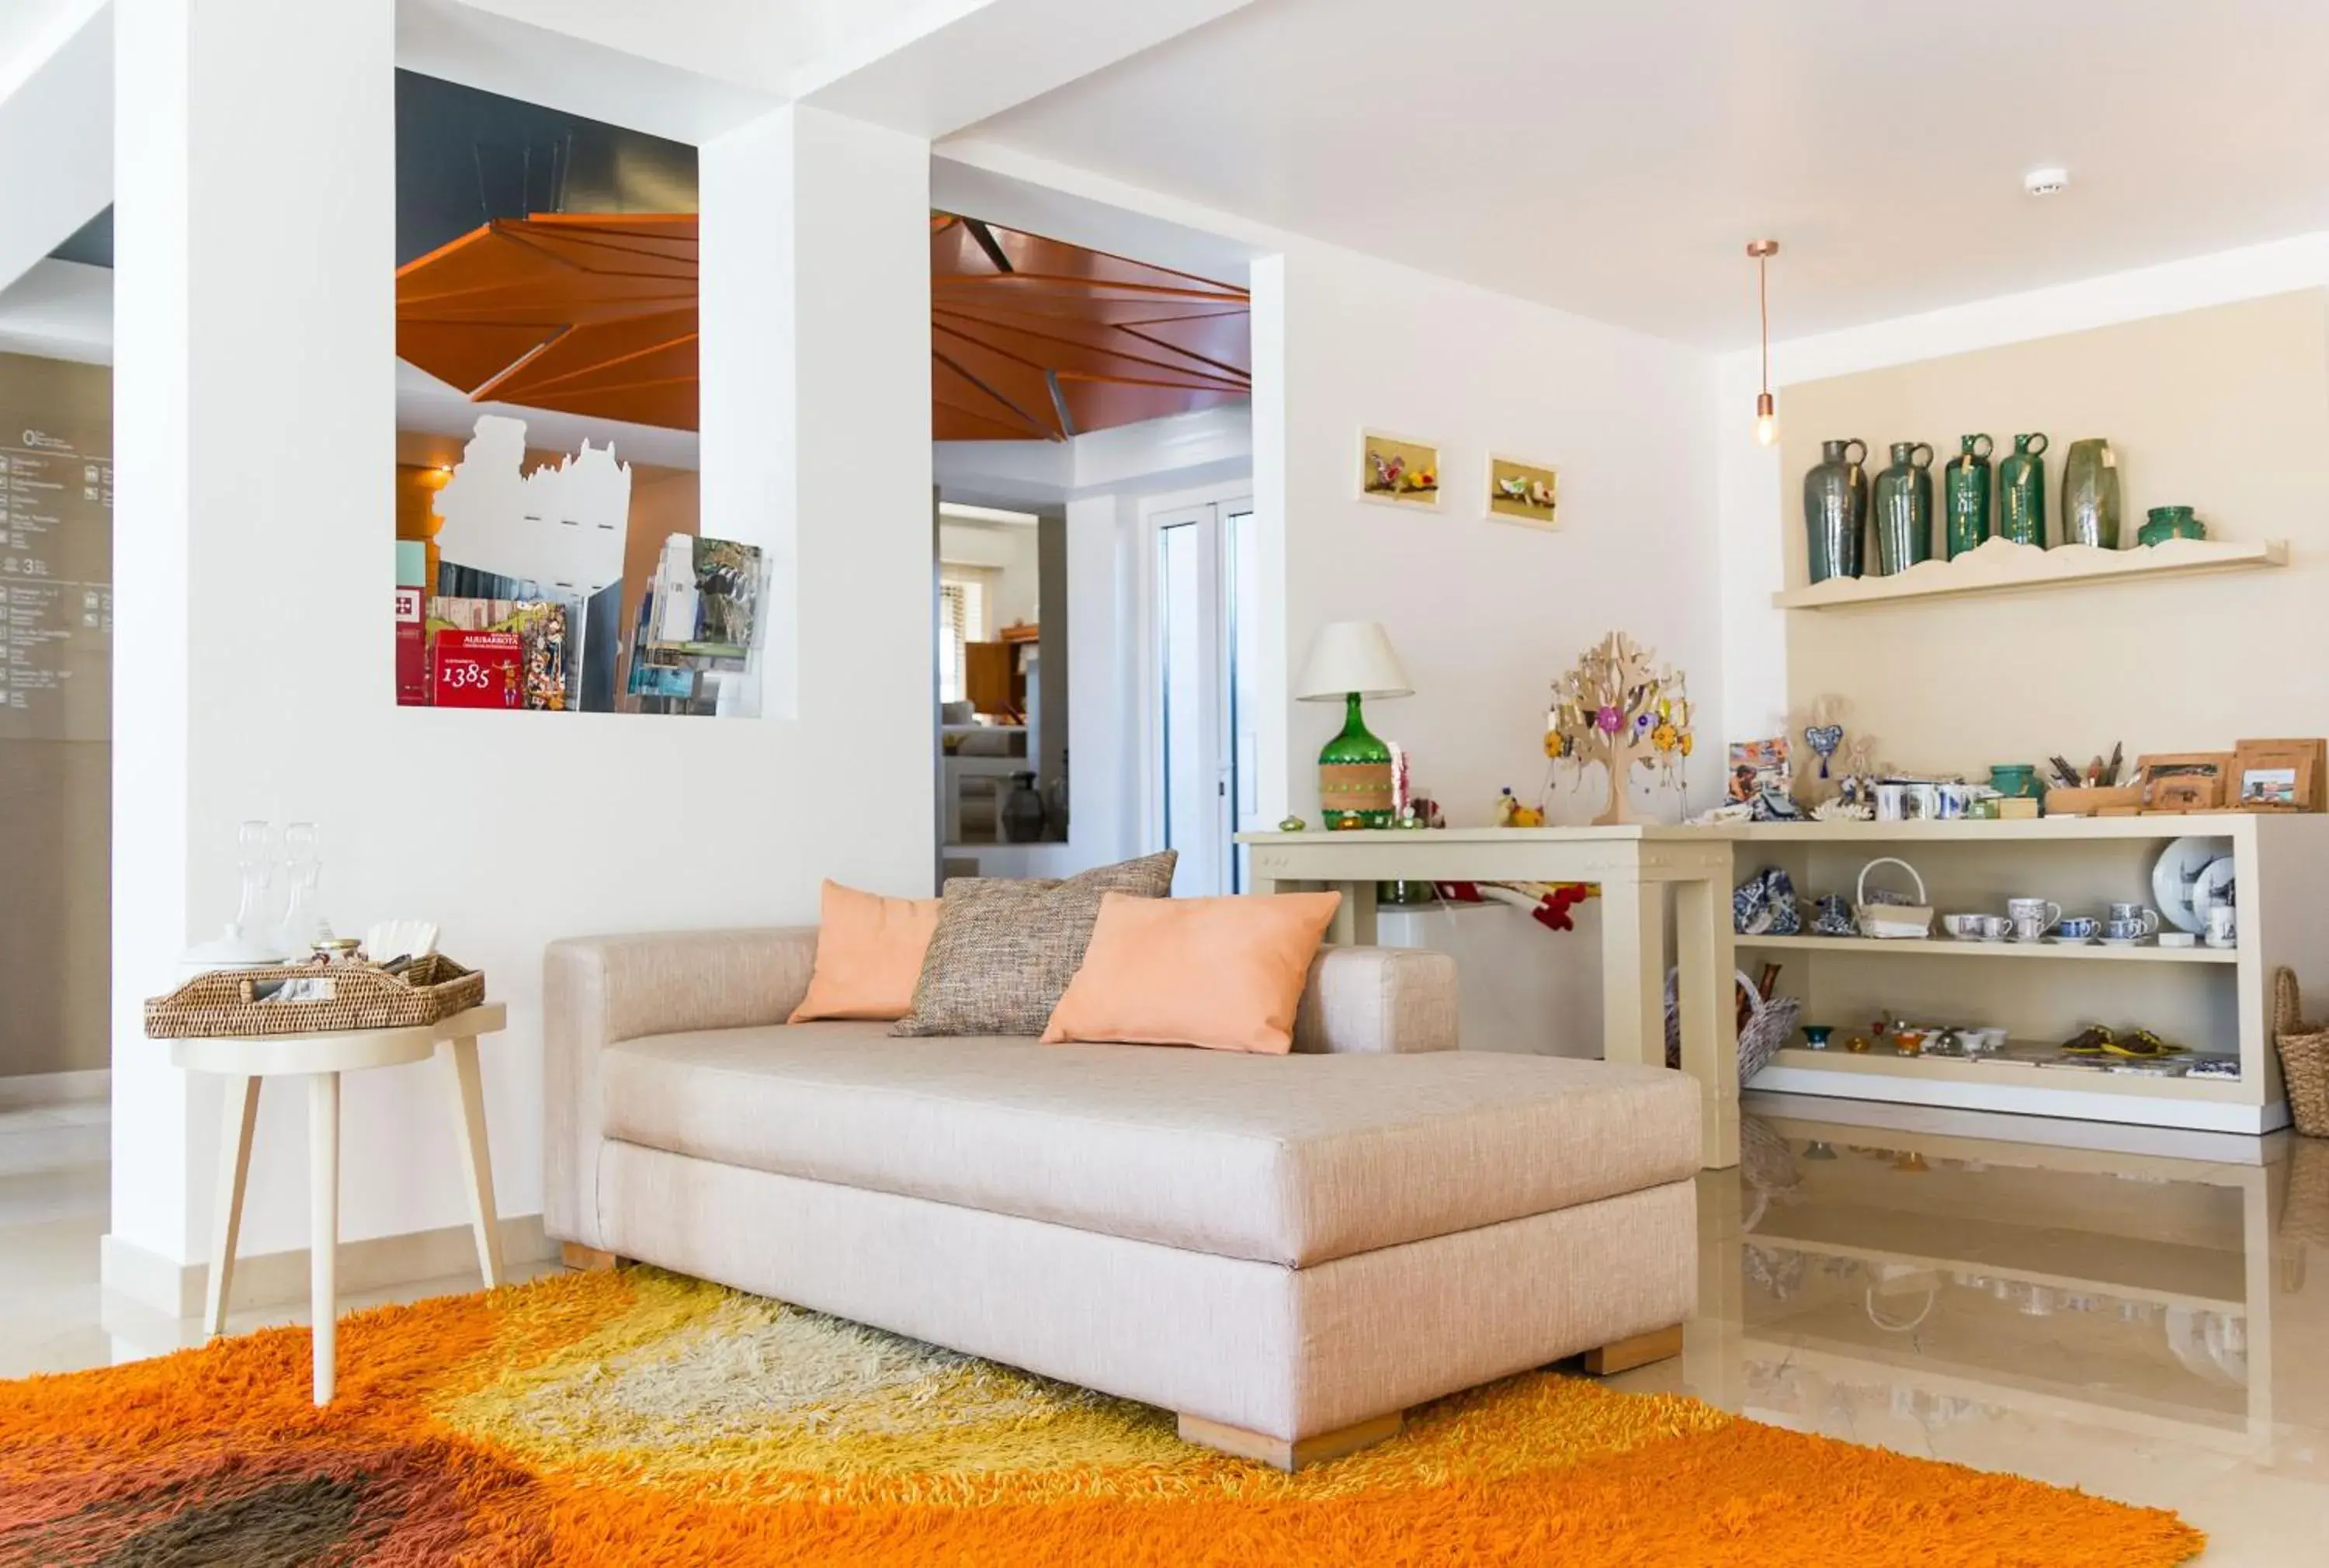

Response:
(394, 588), (428, 706)
(432, 630), (525, 709)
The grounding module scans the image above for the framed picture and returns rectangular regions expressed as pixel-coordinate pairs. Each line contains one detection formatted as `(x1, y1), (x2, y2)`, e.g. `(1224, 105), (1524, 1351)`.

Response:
(1358, 430), (1442, 509)
(2136, 751), (2233, 811)
(1727, 737), (1791, 803)
(2230, 737), (2325, 811)
(1485, 454), (1559, 528)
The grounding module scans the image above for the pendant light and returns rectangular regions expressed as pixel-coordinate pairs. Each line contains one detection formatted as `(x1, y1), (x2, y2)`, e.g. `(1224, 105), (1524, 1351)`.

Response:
(1747, 238), (1779, 446)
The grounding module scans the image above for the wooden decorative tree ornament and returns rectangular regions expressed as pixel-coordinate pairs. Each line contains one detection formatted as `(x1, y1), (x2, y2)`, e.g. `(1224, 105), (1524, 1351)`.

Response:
(1547, 632), (1694, 826)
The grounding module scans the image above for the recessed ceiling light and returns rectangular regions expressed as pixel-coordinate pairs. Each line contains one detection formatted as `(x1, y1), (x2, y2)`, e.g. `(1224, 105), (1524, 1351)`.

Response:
(2024, 167), (2070, 196)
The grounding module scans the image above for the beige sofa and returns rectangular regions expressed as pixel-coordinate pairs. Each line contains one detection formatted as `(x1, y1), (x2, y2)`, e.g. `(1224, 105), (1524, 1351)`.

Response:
(544, 928), (1699, 1469)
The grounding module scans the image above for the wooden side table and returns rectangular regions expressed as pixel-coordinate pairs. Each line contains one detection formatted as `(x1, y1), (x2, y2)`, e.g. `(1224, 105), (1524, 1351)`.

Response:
(169, 1003), (508, 1404)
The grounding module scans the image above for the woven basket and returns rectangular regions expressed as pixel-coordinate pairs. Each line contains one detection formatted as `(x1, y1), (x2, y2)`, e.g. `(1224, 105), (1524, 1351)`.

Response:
(1855, 857), (1934, 939)
(2272, 966), (2329, 1138)
(144, 955), (484, 1039)
(1665, 967), (1801, 1085)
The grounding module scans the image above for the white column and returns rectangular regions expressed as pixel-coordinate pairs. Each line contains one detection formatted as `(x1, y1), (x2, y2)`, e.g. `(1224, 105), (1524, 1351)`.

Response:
(701, 106), (932, 799)
(108, 0), (396, 1285)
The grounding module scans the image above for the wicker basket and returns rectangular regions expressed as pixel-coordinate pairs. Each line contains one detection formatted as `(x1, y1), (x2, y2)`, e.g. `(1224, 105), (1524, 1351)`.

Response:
(144, 955), (484, 1039)
(2272, 966), (2329, 1138)
(1665, 967), (1801, 1085)
(1855, 857), (1934, 939)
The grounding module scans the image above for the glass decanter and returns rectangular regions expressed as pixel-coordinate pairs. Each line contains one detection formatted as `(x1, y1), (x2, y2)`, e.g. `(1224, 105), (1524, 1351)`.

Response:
(275, 820), (331, 953)
(228, 820), (276, 945)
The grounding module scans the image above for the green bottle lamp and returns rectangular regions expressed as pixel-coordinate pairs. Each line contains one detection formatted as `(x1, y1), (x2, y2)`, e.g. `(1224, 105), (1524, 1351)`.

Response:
(1296, 621), (1413, 828)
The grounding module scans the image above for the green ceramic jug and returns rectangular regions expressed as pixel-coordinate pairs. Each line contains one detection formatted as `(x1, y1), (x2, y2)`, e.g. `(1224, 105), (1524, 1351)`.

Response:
(1871, 441), (1935, 574)
(1803, 438), (1869, 584)
(1943, 434), (1995, 558)
(1998, 432), (2048, 546)
(2060, 439), (2121, 548)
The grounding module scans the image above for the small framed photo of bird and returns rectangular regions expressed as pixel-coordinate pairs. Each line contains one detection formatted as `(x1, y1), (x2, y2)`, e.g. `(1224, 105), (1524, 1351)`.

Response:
(1486, 454), (1559, 529)
(1358, 430), (1442, 509)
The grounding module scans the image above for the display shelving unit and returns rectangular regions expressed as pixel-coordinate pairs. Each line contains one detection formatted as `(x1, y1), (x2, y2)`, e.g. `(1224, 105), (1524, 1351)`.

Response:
(1726, 814), (2325, 1134)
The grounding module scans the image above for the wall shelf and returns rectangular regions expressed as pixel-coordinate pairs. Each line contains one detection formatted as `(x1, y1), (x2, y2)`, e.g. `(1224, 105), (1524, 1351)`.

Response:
(1772, 535), (2287, 611)
(1740, 933), (2237, 964)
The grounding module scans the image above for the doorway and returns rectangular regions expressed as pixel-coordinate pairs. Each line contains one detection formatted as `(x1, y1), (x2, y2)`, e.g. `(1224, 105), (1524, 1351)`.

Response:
(1149, 493), (1258, 897)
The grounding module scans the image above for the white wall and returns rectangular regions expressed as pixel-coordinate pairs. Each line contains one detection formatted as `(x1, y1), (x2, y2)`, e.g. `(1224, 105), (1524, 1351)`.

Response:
(1717, 230), (2329, 720)
(937, 520), (1040, 628)
(1261, 244), (1725, 826)
(0, 0), (107, 298)
(109, 2), (934, 1284)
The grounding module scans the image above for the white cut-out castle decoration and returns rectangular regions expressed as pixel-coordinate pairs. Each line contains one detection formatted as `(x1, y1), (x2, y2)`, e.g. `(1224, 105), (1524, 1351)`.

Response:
(432, 415), (631, 596)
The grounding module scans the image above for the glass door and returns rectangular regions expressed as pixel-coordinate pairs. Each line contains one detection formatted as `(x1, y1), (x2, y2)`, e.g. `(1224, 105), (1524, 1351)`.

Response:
(1153, 497), (1258, 896)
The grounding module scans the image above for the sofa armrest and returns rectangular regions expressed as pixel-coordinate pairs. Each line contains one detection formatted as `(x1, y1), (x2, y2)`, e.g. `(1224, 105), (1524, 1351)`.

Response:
(543, 928), (819, 1246)
(1292, 946), (1459, 1055)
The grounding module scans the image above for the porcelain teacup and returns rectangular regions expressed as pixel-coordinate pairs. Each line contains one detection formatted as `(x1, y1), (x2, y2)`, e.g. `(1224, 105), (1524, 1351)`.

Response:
(1971, 914), (2011, 940)
(2107, 904), (2161, 935)
(2010, 913), (2050, 942)
(1943, 913), (1986, 939)
(2057, 916), (2099, 940)
(2104, 918), (2149, 942)
(2005, 898), (2061, 933)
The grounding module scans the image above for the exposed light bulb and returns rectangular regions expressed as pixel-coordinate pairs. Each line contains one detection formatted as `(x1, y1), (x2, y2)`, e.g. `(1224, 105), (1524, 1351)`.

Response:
(1755, 391), (1777, 447)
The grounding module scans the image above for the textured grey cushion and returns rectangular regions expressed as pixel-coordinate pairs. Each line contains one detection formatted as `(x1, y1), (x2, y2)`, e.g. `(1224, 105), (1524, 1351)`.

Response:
(892, 851), (1177, 1036)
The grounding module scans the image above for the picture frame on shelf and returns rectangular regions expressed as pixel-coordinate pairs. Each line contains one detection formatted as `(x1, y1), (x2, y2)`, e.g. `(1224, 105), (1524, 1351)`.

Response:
(2230, 737), (2325, 811)
(1484, 453), (1558, 528)
(2136, 751), (2233, 811)
(1357, 429), (1442, 510)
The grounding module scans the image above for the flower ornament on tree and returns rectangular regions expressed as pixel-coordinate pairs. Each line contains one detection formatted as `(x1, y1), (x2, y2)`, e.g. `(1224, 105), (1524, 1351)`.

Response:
(1550, 632), (1695, 825)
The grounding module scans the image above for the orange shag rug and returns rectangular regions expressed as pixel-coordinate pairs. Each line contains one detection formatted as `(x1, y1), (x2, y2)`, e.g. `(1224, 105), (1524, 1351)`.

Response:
(0, 1268), (2201, 1566)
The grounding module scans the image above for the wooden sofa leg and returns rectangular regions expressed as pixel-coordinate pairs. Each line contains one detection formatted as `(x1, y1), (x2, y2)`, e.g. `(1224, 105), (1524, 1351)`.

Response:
(1581, 1323), (1685, 1375)
(1178, 1410), (1402, 1471)
(560, 1242), (625, 1272)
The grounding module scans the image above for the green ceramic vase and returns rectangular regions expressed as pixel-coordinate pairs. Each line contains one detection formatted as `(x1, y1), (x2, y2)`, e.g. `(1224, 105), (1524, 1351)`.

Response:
(1317, 693), (1394, 828)
(2060, 439), (2122, 548)
(1998, 432), (2048, 546)
(1803, 438), (1869, 584)
(1871, 441), (1935, 574)
(1943, 433), (1995, 558)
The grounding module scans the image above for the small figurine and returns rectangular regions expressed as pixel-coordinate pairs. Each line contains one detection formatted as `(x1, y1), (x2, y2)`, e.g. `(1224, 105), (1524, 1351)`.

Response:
(1277, 815), (1307, 832)
(1495, 786), (1546, 828)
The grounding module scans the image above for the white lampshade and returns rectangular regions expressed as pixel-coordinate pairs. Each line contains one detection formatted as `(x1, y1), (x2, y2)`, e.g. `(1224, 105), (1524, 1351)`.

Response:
(1296, 621), (1413, 702)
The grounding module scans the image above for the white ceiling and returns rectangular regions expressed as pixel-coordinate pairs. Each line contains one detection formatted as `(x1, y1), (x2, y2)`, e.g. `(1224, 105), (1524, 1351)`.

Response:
(960, 0), (2329, 347)
(0, 0), (92, 99)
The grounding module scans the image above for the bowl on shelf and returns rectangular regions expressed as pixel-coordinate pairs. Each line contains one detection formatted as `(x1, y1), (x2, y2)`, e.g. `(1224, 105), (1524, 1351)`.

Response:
(2138, 507), (2206, 547)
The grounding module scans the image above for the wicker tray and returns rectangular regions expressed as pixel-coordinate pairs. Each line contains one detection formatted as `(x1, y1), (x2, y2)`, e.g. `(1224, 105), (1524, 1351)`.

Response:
(144, 955), (484, 1039)
(2272, 967), (2329, 1139)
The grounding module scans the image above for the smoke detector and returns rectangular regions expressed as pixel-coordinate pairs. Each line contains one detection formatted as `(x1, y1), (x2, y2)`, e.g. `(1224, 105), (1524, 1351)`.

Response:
(2024, 166), (2070, 196)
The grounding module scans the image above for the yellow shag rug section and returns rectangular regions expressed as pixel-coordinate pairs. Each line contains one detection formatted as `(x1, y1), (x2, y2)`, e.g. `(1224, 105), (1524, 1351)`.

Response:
(0, 1266), (2206, 1566)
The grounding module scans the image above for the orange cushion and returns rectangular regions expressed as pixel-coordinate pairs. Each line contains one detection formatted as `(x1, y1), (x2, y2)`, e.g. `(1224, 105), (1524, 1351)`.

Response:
(1041, 891), (1343, 1054)
(788, 881), (942, 1023)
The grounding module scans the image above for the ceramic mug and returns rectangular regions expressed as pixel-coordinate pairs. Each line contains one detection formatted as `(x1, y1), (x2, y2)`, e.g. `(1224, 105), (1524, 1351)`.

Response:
(1874, 783), (1910, 821)
(1973, 914), (2012, 940)
(2206, 905), (2237, 947)
(2005, 898), (2061, 932)
(1936, 783), (1971, 819)
(2107, 903), (2161, 935)
(2104, 918), (2150, 942)
(2058, 916), (2099, 940)
(2010, 913), (2051, 942)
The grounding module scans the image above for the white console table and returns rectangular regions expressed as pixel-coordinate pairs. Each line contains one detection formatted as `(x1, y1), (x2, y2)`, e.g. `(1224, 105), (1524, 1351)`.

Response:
(1239, 827), (1740, 1170)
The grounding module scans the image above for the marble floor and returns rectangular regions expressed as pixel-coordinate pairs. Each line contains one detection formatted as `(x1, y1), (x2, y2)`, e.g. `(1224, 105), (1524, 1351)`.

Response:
(2, 1091), (2321, 1564)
